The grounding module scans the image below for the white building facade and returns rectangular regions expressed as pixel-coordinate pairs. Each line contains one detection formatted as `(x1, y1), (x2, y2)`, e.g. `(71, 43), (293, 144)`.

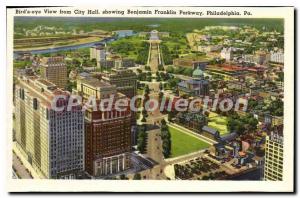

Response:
(270, 50), (284, 64)
(220, 47), (233, 61)
(90, 46), (106, 67)
(14, 75), (85, 179)
(264, 132), (283, 181)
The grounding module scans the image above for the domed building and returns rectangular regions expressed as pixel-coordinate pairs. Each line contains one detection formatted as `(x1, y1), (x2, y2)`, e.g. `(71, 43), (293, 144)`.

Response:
(177, 67), (209, 97)
(192, 67), (204, 79)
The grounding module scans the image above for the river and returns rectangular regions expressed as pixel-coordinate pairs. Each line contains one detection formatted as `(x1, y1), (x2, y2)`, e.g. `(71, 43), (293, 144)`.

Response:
(13, 37), (115, 59)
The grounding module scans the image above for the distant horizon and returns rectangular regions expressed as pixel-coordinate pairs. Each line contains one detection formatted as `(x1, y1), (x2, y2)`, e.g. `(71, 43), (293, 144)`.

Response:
(14, 16), (284, 33)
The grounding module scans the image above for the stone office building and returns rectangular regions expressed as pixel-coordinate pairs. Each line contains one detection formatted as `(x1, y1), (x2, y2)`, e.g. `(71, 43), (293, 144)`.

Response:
(14, 75), (85, 179)
(101, 67), (137, 99)
(76, 77), (132, 177)
(39, 56), (68, 89)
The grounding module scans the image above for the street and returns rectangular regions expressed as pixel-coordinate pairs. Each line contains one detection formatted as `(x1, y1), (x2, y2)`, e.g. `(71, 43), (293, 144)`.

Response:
(12, 152), (32, 179)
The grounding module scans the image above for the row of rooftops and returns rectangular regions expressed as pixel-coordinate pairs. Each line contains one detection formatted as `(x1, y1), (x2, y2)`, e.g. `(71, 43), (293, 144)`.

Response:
(18, 73), (127, 107)
(16, 56), (132, 107)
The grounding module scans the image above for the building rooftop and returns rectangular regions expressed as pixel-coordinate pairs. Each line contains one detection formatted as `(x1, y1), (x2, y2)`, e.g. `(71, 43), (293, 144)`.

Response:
(192, 67), (204, 78)
(202, 126), (219, 135)
(91, 44), (105, 50)
(79, 72), (91, 78)
(149, 30), (159, 40)
(220, 132), (238, 142)
(214, 143), (226, 149)
(18, 75), (69, 108)
(36, 78), (57, 87)
(81, 77), (113, 88)
(40, 56), (65, 65)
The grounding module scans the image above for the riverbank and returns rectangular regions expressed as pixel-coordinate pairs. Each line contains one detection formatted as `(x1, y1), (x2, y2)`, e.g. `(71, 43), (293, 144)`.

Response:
(14, 36), (107, 52)
(13, 37), (115, 59)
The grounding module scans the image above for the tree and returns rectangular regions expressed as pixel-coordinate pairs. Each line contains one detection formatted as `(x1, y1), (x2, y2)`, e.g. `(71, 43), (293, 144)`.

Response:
(159, 82), (163, 91)
(72, 58), (81, 67)
(133, 173), (142, 180)
(227, 113), (258, 135)
(161, 119), (167, 126)
(156, 75), (161, 82)
(276, 72), (284, 82)
(138, 72), (147, 81)
(168, 110), (178, 122)
(267, 99), (283, 116)
(160, 72), (169, 81)
(145, 85), (150, 95)
(145, 66), (151, 71)
(183, 68), (193, 77)
(66, 80), (77, 92)
(168, 78), (180, 89)
(156, 71), (160, 76)
(158, 64), (164, 71)
(162, 138), (171, 157)
(90, 58), (97, 66)
(166, 66), (174, 73)
(146, 76), (152, 82)
(174, 67), (185, 74)
(160, 121), (171, 158)
(247, 98), (259, 111)
(119, 174), (127, 180)
(141, 115), (146, 123)
(137, 125), (147, 153)
(159, 91), (164, 103)
(142, 109), (148, 118)
(137, 68), (142, 74)
(13, 60), (32, 69)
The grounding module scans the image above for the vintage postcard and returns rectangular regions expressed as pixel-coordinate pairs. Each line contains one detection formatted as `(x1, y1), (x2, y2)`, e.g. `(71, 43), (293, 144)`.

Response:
(6, 6), (294, 192)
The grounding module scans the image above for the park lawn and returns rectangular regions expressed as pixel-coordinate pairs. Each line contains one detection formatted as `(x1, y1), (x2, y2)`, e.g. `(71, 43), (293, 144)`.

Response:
(168, 125), (210, 158)
(207, 112), (229, 135)
(163, 37), (190, 54)
(108, 35), (146, 60)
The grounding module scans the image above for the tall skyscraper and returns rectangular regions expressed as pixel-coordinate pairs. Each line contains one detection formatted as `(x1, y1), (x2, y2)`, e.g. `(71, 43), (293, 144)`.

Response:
(76, 77), (132, 177)
(90, 45), (106, 67)
(101, 67), (137, 99)
(101, 67), (138, 130)
(40, 56), (68, 89)
(14, 75), (85, 179)
(264, 128), (284, 181)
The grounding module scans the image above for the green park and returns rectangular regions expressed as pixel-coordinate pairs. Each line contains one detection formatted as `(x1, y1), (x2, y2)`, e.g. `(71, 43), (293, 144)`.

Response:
(168, 125), (210, 158)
